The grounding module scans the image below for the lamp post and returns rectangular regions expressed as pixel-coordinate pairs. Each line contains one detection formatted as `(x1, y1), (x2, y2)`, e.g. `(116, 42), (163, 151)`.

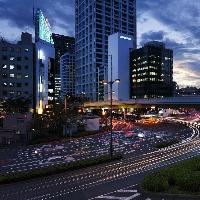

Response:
(103, 55), (120, 158)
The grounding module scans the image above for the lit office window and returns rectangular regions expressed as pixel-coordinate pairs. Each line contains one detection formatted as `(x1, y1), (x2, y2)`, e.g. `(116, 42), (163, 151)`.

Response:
(10, 57), (15, 61)
(24, 74), (29, 78)
(10, 74), (14, 78)
(2, 64), (7, 69)
(10, 65), (15, 70)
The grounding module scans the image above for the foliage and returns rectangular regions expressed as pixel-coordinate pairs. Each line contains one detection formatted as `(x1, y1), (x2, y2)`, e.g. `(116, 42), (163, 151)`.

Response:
(0, 154), (122, 184)
(141, 156), (200, 194)
(31, 95), (87, 142)
(0, 97), (31, 114)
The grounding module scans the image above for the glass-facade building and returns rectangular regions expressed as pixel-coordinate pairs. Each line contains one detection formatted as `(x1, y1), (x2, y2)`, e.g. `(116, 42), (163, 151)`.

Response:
(75, 0), (136, 101)
(130, 41), (173, 99)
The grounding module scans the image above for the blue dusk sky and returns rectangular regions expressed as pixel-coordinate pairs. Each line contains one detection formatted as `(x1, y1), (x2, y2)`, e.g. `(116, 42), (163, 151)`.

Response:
(0, 0), (199, 88)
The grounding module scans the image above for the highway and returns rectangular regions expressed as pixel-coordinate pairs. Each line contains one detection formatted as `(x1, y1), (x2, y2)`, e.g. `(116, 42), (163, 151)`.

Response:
(0, 120), (199, 200)
(0, 121), (190, 175)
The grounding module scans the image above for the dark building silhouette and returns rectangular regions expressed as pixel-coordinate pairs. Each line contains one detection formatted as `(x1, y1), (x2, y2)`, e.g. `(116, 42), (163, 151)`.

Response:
(52, 33), (75, 101)
(176, 86), (200, 96)
(130, 41), (173, 98)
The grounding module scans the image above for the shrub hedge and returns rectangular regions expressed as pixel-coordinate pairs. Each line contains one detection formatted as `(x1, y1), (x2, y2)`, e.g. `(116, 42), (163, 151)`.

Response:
(141, 156), (200, 194)
(0, 154), (122, 184)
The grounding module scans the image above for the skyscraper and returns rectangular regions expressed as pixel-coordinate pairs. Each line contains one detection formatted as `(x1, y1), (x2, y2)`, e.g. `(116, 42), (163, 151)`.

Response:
(35, 9), (55, 113)
(52, 34), (75, 101)
(75, 0), (137, 101)
(130, 41), (173, 98)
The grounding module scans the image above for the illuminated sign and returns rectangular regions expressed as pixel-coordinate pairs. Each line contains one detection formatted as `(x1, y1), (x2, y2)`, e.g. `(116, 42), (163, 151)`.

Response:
(36, 9), (54, 44)
(120, 36), (132, 41)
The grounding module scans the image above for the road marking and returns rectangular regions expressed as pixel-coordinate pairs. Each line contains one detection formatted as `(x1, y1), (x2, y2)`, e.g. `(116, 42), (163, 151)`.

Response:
(117, 189), (137, 193)
(124, 193), (141, 200)
(96, 193), (140, 200)
(96, 196), (124, 199)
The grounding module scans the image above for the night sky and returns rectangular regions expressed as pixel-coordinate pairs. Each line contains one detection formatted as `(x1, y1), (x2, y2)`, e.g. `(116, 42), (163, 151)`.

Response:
(0, 0), (199, 88)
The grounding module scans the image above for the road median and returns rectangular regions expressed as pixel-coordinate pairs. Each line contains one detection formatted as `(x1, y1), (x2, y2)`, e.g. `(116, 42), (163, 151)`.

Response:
(0, 154), (122, 185)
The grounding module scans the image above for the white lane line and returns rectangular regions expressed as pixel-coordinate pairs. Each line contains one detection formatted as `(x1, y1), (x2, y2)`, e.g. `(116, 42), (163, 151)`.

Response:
(117, 189), (137, 193)
(96, 196), (124, 199)
(96, 193), (140, 200)
(124, 193), (140, 200)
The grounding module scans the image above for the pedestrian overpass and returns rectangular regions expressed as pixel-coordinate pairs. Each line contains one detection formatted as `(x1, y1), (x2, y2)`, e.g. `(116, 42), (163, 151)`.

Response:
(84, 96), (200, 110)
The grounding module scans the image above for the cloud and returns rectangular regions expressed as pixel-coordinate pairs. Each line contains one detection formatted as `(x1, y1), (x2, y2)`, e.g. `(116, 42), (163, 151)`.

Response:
(140, 31), (165, 46)
(0, 0), (75, 41)
(137, 0), (200, 88)
(0, 0), (199, 88)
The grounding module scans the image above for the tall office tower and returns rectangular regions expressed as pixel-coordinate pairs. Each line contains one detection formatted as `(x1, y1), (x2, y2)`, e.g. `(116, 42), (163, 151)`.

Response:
(35, 8), (55, 113)
(75, 0), (137, 101)
(108, 33), (134, 100)
(60, 53), (75, 99)
(130, 41), (173, 98)
(52, 34), (75, 101)
(0, 32), (34, 107)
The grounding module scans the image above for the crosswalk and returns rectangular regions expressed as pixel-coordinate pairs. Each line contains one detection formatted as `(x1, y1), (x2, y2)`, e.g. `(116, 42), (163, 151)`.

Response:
(89, 185), (167, 200)
(89, 185), (142, 200)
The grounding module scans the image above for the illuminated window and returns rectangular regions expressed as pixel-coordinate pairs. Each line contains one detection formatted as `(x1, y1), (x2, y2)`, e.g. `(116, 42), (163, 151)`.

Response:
(10, 83), (14, 87)
(10, 57), (15, 61)
(10, 74), (14, 78)
(48, 89), (53, 93)
(2, 64), (7, 69)
(24, 74), (29, 78)
(150, 72), (156, 75)
(10, 65), (15, 70)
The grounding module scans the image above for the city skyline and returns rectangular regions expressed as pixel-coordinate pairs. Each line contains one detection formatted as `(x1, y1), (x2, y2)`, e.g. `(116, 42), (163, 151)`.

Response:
(0, 0), (199, 88)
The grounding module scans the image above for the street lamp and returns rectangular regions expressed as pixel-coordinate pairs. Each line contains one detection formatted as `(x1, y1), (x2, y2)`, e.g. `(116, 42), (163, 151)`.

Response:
(103, 55), (120, 158)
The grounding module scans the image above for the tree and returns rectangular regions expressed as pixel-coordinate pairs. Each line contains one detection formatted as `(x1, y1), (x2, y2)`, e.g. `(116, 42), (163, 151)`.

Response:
(0, 97), (31, 114)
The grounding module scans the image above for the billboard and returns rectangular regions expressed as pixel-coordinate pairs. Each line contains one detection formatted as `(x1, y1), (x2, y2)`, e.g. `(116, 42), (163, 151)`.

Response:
(35, 9), (54, 44)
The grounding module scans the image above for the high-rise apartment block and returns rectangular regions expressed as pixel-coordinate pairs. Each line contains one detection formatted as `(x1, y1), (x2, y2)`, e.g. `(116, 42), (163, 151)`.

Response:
(130, 41), (173, 98)
(75, 0), (136, 101)
(52, 34), (75, 101)
(0, 33), (34, 104)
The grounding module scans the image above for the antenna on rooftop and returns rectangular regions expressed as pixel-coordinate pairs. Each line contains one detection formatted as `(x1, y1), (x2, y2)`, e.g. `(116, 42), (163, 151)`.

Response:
(33, 0), (36, 24)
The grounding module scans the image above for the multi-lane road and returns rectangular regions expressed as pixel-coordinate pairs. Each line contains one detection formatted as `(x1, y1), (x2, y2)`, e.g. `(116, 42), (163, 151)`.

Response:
(0, 121), (191, 175)
(0, 120), (199, 200)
